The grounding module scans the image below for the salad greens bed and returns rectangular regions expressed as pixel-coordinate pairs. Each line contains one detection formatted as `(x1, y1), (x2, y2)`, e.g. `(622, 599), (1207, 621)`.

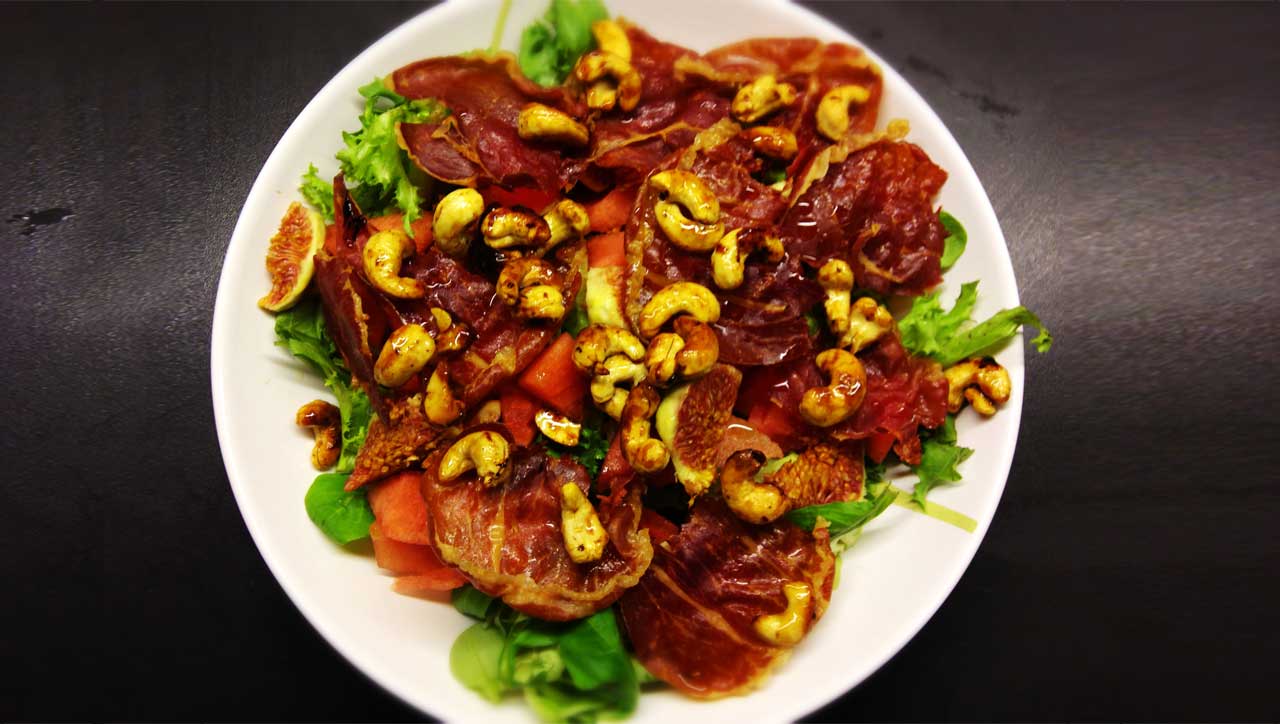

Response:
(267, 0), (1053, 719)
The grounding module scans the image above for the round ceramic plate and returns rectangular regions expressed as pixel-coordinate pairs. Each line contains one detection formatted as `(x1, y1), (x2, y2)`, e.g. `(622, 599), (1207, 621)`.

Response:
(211, 0), (1024, 720)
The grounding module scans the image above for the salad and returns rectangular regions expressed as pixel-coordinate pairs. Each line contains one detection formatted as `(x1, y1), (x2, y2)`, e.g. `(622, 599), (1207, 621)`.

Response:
(254, 0), (1051, 720)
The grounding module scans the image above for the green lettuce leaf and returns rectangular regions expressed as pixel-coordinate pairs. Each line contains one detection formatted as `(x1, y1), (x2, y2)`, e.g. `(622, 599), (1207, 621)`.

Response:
(938, 210), (967, 270)
(451, 623), (508, 703)
(299, 164), (335, 222)
(518, 0), (609, 86)
(909, 415), (974, 507)
(541, 418), (609, 478)
(898, 280), (1052, 365)
(274, 298), (373, 474)
(303, 473), (374, 544)
(786, 486), (898, 539)
(335, 78), (447, 235)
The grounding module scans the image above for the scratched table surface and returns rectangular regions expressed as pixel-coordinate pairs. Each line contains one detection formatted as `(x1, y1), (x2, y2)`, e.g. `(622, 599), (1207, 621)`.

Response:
(3, 2), (1277, 721)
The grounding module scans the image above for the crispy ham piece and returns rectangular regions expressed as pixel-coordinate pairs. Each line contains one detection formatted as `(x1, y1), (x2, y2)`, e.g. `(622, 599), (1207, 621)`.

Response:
(619, 498), (836, 697)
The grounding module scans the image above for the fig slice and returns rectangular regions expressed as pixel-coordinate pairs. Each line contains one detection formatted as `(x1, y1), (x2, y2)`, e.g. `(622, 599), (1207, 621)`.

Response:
(656, 363), (742, 497)
(258, 201), (326, 312)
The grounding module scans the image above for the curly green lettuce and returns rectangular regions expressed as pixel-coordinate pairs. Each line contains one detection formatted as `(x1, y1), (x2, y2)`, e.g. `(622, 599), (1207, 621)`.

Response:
(518, 0), (609, 86)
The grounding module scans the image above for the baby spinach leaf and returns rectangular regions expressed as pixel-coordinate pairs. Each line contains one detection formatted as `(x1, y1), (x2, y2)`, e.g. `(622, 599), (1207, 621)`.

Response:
(303, 473), (374, 544)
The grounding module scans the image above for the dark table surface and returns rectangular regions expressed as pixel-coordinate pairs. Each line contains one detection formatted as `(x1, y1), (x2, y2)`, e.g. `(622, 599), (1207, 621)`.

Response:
(4, 1), (1278, 721)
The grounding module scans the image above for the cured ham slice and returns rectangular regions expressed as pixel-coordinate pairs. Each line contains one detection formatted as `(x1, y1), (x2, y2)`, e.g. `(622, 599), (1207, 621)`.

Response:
(619, 498), (835, 697)
(420, 433), (653, 620)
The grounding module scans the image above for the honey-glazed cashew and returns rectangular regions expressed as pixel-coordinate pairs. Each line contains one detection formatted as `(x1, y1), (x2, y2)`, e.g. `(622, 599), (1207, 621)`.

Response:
(815, 84), (872, 142)
(362, 229), (425, 299)
(719, 449), (790, 524)
(572, 324), (646, 374)
(438, 430), (511, 488)
(648, 170), (725, 252)
(799, 348), (867, 427)
(740, 125), (799, 162)
(535, 409), (582, 446)
(560, 483), (609, 563)
(620, 384), (670, 473)
(731, 74), (798, 123)
(468, 399), (502, 426)
(637, 282), (721, 339)
(423, 366), (464, 425)
(497, 257), (563, 310)
(944, 357), (1011, 416)
(574, 51), (642, 112)
(710, 227), (785, 290)
(373, 323), (437, 388)
(517, 103), (590, 147)
(542, 199), (590, 251)
(845, 297), (894, 353)
(432, 188), (485, 258)
(296, 400), (340, 470)
(590, 353), (648, 420)
(482, 206), (552, 250)
(591, 19), (631, 61)
(644, 316), (719, 385)
(752, 581), (813, 647)
(430, 307), (473, 355)
(817, 258), (854, 339)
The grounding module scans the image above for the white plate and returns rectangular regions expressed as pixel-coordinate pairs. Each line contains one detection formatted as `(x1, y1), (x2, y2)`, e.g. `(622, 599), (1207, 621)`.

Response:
(211, 0), (1025, 720)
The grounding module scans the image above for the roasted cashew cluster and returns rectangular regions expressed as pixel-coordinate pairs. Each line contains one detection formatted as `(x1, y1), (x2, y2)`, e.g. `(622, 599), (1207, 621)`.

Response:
(517, 103), (590, 147)
(740, 125), (799, 162)
(731, 74), (798, 123)
(620, 383), (669, 473)
(424, 366), (464, 425)
(542, 199), (590, 251)
(815, 84), (871, 142)
(799, 348), (867, 427)
(817, 259), (893, 352)
(637, 282), (721, 339)
(439, 430), (511, 488)
(644, 316), (719, 386)
(574, 21), (640, 113)
(363, 229), (425, 299)
(944, 357), (1011, 416)
(711, 227), (785, 291)
(373, 323), (437, 388)
(430, 306), (473, 355)
(482, 206), (551, 251)
(573, 324), (648, 419)
(296, 400), (340, 470)
(560, 483), (609, 564)
(719, 449), (790, 524)
(648, 170), (725, 252)
(497, 257), (567, 321)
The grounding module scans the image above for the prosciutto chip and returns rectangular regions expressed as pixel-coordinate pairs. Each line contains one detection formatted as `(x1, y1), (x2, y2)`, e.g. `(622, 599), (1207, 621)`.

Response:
(619, 498), (835, 697)
(420, 433), (653, 621)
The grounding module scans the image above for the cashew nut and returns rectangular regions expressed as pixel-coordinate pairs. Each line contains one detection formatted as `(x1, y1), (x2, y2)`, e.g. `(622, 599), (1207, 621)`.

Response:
(799, 348), (868, 427)
(637, 282), (721, 339)
(720, 449), (789, 524)
(816, 84), (872, 142)
(432, 188), (485, 258)
(753, 581), (813, 647)
(296, 400), (340, 470)
(590, 353), (648, 419)
(374, 323), (437, 388)
(560, 483), (608, 564)
(497, 257), (566, 321)
(648, 170), (725, 252)
(740, 125), (799, 162)
(944, 357), (1011, 416)
(845, 297), (894, 353)
(482, 206), (552, 250)
(542, 199), (590, 250)
(591, 19), (631, 61)
(536, 409), (582, 446)
(468, 399), (502, 425)
(517, 103), (590, 147)
(711, 227), (785, 290)
(817, 258), (854, 339)
(574, 50), (642, 113)
(362, 229), (425, 299)
(431, 307), (473, 355)
(439, 430), (511, 488)
(423, 367), (464, 425)
(731, 74), (798, 123)
(572, 324), (646, 374)
(620, 384), (669, 473)
(644, 316), (719, 385)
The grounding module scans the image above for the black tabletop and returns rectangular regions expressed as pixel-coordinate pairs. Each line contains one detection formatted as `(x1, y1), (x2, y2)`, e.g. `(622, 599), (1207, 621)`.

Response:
(4, 1), (1277, 721)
